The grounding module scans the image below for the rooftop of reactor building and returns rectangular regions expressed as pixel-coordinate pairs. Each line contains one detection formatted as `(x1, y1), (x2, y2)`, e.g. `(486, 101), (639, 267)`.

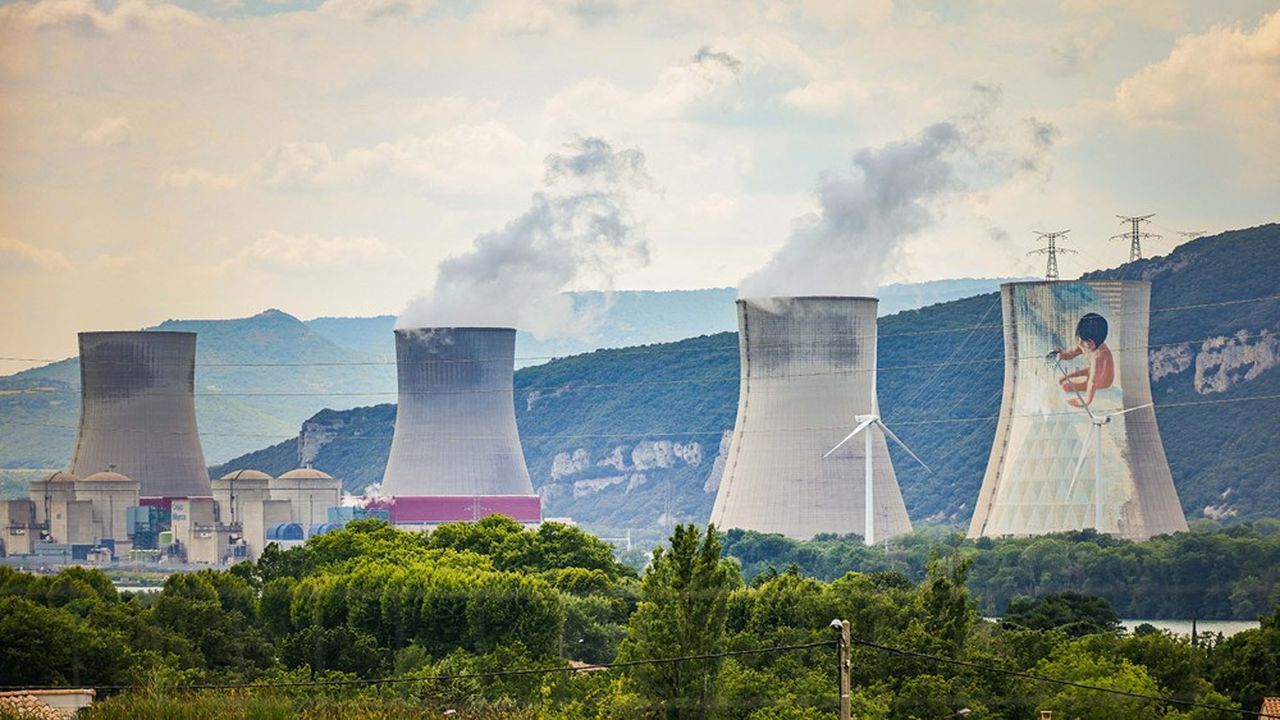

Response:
(34, 471), (79, 485)
(216, 469), (274, 483)
(80, 471), (137, 484)
(276, 467), (336, 481)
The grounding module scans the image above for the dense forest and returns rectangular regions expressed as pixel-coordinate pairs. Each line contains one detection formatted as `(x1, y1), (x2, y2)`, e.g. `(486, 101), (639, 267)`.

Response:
(719, 521), (1280, 619)
(2, 520), (1278, 719)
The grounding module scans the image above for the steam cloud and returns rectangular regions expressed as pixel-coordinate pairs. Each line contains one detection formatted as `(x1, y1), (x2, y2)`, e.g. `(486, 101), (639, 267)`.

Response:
(739, 88), (1056, 298)
(397, 137), (652, 337)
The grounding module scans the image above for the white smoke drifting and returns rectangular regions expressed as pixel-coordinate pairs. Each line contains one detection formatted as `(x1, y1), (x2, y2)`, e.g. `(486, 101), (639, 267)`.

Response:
(739, 89), (1056, 298)
(397, 137), (652, 337)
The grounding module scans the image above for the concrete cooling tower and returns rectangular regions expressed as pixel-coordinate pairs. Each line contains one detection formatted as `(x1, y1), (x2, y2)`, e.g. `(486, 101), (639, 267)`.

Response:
(968, 280), (1187, 540)
(377, 327), (540, 525)
(710, 297), (912, 541)
(70, 331), (212, 499)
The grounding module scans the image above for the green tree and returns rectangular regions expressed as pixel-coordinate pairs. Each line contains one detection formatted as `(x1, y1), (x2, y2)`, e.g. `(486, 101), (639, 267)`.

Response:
(1004, 591), (1120, 637)
(621, 524), (741, 719)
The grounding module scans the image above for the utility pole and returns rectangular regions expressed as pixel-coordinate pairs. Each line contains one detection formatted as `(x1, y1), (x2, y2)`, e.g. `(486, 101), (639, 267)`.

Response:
(1111, 214), (1159, 262)
(832, 619), (851, 720)
(1028, 230), (1074, 280)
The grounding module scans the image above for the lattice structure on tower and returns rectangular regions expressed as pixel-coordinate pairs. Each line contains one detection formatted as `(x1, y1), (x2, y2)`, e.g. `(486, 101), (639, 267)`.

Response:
(1112, 214), (1161, 262)
(1029, 230), (1074, 280)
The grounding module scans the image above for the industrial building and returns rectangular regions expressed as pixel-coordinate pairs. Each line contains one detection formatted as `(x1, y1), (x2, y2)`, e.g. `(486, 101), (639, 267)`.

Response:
(0, 466), (345, 564)
(710, 297), (913, 541)
(0, 330), (349, 565)
(373, 327), (541, 527)
(968, 280), (1188, 540)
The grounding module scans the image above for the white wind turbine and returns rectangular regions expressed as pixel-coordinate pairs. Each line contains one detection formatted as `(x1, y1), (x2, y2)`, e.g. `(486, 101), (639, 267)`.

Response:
(1063, 401), (1153, 532)
(824, 414), (931, 546)
(1049, 350), (1152, 531)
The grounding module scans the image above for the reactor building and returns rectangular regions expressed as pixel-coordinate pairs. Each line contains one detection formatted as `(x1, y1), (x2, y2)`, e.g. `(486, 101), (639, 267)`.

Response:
(0, 330), (351, 565)
(70, 331), (212, 498)
(967, 280), (1188, 540)
(710, 297), (913, 541)
(371, 327), (541, 527)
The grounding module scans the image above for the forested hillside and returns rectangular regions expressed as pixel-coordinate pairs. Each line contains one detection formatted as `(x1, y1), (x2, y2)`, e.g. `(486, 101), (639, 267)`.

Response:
(0, 280), (1012, 475)
(215, 225), (1280, 534)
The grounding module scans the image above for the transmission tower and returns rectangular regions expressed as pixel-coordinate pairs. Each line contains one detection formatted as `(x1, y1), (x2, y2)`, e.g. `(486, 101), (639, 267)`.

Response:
(1111, 214), (1160, 262)
(1028, 230), (1074, 280)
(1177, 230), (1207, 243)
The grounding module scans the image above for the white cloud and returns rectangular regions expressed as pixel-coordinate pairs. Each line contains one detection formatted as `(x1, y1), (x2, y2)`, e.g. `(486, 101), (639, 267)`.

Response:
(167, 121), (533, 193)
(318, 0), (434, 21)
(231, 231), (397, 267)
(1115, 10), (1280, 164)
(0, 0), (206, 34)
(164, 168), (245, 191)
(0, 237), (73, 272)
(544, 46), (742, 134)
(80, 116), (135, 147)
(1117, 10), (1280, 122)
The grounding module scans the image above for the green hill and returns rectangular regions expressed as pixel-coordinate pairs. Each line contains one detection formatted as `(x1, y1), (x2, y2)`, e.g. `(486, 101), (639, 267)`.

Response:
(214, 225), (1280, 536)
(0, 310), (396, 467)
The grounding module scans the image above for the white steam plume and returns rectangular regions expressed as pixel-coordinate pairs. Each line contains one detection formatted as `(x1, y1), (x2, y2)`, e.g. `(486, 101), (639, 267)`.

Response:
(397, 137), (652, 337)
(739, 87), (1056, 298)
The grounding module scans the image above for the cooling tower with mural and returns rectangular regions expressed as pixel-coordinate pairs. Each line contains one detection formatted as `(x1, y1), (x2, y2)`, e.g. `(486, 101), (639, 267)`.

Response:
(968, 280), (1187, 540)
(710, 297), (912, 540)
(376, 327), (540, 524)
(70, 331), (212, 498)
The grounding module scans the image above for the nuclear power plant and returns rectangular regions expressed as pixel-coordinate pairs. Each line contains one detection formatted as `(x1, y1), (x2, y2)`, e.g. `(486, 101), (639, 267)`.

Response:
(70, 331), (212, 498)
(967, 280), (1188, 540)
(371, 327), (541, 527)
(0, 331), (352, 565)
(710, 297), (914, 541)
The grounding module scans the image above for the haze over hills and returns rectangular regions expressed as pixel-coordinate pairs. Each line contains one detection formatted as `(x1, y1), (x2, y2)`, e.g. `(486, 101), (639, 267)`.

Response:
(0, 278), (1019, 473)
(212, 225), (1280, 534)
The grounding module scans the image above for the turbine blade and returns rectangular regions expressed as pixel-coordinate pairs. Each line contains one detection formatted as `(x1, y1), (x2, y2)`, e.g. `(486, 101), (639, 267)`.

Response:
(1108, 402), (1154, 417)
(876, 421), (933, 474)
(824, 418), (875, 458)
(1065, 427), (1093, 500)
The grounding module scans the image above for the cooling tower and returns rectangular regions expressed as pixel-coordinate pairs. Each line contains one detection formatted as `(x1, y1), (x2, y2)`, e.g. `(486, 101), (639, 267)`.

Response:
(710, 297), (912, 540)
(379, 328), (537, 516)
(70, 331), (212, 498)
(968, 281), (1187, 540)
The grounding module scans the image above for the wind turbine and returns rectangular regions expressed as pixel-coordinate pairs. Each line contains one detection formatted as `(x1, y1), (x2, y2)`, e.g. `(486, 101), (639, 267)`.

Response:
(1046, 348), (1152, 532)
(1063, 402), (1153, 531)
(824, 414), (931, 546)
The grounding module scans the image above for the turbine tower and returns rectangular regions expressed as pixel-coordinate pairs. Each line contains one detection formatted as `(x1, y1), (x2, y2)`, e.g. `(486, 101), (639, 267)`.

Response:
(70, 331), (212, 498)
(825, 412), (930, 545)
(710, 297), (913, 541)
(968, 281), (1187, 540)
(376, 327), (539, 524)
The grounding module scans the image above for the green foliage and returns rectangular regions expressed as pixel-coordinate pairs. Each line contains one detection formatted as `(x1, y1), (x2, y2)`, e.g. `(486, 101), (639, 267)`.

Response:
(721, 525), (1280, 619)
(1004, 592), (1121, 637)
(621, 524), (741, 719)
(1, 520), (1274, 719)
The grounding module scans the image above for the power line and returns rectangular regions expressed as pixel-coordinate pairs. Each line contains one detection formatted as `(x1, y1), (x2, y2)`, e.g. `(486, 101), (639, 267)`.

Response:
(0, 330), (1259, 400)
(1, 292), (1277, 367)
(4, 632), (1272, 719)
(5, 393), (1278, 441)
(0, 640), (838, 694)
(1028, 230), (1074, 280)
(851, 635), (1276, 718)
(1112, 214), (1161, 262)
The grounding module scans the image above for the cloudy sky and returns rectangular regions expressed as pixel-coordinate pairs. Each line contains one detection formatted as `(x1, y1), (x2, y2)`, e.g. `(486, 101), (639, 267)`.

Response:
(1, 0), (1277, 367)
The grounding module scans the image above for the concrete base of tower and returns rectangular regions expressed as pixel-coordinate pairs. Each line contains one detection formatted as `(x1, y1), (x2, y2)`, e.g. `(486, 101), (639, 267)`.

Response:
(364, 495), (542, 527)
